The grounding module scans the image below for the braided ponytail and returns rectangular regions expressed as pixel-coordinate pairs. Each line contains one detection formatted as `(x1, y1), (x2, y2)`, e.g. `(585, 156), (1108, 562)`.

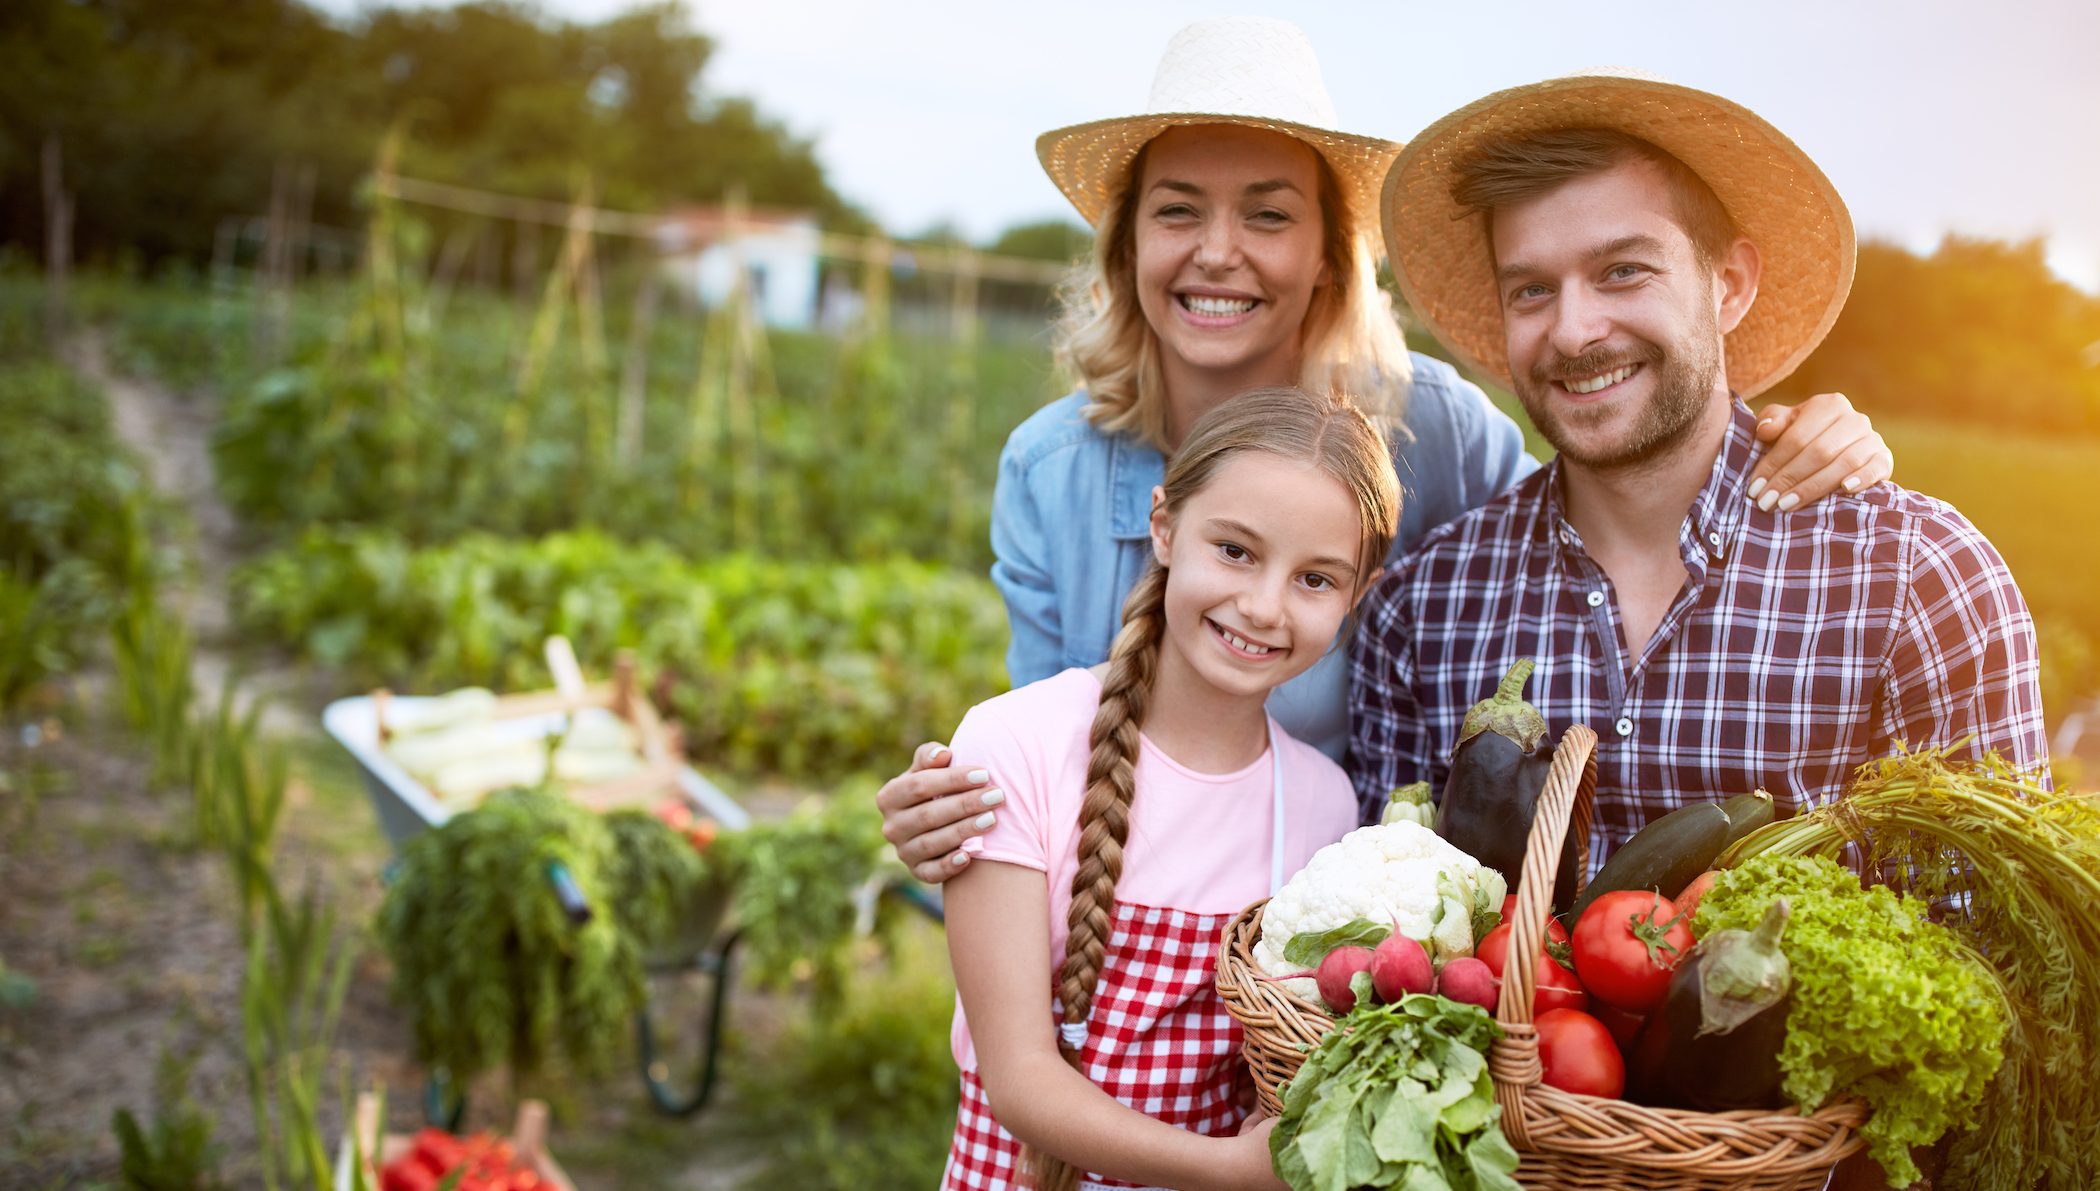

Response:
(1019, 565), (1167, 1191)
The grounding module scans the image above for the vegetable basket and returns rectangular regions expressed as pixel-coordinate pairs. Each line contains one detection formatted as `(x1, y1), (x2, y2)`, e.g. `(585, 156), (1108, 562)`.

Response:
(1216, 725), (1869, 1190)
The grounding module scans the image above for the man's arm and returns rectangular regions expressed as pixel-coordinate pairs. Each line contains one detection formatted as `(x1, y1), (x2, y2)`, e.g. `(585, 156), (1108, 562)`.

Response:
(1875, 515), (2051, 781)
(1347, 567), (1440, 824)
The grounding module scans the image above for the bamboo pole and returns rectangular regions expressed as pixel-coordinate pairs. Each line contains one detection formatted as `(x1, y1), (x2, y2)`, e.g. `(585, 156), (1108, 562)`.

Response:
(617, 267), (662, 465)
(41, 136), (72, 342)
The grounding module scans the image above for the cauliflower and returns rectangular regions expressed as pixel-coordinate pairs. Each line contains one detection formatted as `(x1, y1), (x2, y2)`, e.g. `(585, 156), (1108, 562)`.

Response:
(1254, 821), (1505, 1002)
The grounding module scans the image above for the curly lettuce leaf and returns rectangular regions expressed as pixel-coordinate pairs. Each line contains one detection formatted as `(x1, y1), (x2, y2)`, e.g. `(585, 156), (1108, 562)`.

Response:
(1696, 855), (2009, 1186)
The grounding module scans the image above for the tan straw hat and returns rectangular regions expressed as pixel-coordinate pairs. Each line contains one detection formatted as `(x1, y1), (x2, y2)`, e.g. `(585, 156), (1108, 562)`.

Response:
(1036, 17), (1397, 238)
(1382, 69), (1855, 397)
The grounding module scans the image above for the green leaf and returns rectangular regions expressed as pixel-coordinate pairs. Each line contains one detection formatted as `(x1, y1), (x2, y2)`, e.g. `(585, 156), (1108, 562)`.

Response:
(1283, 918), (1391, 968)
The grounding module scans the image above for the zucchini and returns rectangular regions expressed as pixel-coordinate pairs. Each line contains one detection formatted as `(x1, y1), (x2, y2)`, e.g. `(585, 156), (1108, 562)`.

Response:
(1718, 789), (1776, 846)
(1569, 800), (1731, 923)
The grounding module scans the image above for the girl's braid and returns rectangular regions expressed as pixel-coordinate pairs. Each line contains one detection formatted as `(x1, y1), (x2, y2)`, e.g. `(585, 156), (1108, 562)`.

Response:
(1021, 564), (1167, 1191)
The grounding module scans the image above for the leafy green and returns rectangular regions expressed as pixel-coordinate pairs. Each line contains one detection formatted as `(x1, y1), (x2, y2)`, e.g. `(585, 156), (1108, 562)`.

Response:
(710, 793), (900, 1005)
(377, 788), (678, 1082)
(1283, 918), (1391, 969)
(1721, 750), (2100, 1189)
(232, 528), (1009, 782)
(1695, 854), (2009, 1185)
(1270, 994), (1519, 1191)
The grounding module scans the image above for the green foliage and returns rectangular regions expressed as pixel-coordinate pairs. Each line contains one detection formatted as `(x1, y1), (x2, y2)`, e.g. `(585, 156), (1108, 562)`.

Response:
(710, 793), (899, 1004)
(600, 808), (711, 952)
(1270, 995), (1519, 1191)
(232, 528), (1009, 781)
(729, 923), (959, 1188)
(0, 338), (164, 708)
(376, 789), (712, 1084)
(1779, 237), (2100, 438)
(112, 1045), (224, 1190)
(0, 0), (860, 268)
(1696, 854), (2011, 1186)
(207, 272), (1056, 570)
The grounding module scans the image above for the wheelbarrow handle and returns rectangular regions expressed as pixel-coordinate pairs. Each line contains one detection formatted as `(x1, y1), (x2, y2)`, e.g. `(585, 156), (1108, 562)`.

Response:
(546, 861), (593, 926)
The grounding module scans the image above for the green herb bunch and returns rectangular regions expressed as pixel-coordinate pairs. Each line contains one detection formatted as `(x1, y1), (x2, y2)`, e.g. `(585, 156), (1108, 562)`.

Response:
(710, 794), (897, 1006)
(1695, 854), (2009, 1185)
(600, 808), (709, 951)
(1270, 994), (1519, 1191)
(378, 789), (698, 1083)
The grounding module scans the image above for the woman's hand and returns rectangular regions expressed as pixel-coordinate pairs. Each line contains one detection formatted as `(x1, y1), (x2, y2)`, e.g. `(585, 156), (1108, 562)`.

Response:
(876, 741), (1003, 883)
(1749, 392), (1894, 511)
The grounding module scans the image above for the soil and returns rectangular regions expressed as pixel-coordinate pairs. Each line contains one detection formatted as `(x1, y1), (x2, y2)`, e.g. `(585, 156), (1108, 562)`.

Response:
(0, 340), (796, 1189)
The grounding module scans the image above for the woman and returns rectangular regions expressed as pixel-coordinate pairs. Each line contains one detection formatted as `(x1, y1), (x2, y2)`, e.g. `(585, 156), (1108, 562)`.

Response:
(881, 17), (1890, 880)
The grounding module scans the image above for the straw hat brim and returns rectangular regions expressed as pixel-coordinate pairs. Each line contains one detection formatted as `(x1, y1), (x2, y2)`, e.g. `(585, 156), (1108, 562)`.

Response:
(1038, 114), (1400, 241)
(1382, 75), (1855, 398)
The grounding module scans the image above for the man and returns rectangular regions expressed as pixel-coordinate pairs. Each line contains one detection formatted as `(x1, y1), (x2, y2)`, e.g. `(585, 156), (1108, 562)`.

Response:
(1353, 72), (2049, 865)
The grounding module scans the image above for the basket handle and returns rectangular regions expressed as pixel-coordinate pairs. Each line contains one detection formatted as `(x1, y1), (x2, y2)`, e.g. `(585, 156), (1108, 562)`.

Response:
(1490, 725), (1597, 1142)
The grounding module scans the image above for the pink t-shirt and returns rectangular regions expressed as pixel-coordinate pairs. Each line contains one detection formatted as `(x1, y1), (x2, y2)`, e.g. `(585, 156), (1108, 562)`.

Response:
(948, 667), (1358, 1071)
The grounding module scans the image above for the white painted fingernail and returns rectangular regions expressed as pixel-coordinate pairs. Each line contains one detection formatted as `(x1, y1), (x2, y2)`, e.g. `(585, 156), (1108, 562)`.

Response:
(928, 744), (949, 763)
(951, 851), (970, 867)
(973, 812), (998, 829)
(1777, 492), (1800, 512)
(967, 769), (990, 785)
(1747, 477), (1767, 500)
(1757, 489), (1780, 512)
(1841, 474), (1860, 493)
(979, 788), (1005, 806)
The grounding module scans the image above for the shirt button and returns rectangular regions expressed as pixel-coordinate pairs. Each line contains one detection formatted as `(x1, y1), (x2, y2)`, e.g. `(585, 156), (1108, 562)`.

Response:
(1615, 717), (1633, 737)
(1706, 532), (1722, 548)
(1586, 591), (1604, 608)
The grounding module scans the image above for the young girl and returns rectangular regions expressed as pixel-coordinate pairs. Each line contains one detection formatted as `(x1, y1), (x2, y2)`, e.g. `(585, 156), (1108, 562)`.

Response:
(940, 387), (1399, 1191)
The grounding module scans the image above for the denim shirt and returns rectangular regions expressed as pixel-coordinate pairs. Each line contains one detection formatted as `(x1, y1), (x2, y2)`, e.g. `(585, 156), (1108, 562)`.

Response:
(990, 353), (1540, 764)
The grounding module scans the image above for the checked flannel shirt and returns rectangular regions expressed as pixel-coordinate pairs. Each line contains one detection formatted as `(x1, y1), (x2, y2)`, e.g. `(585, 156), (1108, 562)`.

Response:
(1348, 401), (2050, 877)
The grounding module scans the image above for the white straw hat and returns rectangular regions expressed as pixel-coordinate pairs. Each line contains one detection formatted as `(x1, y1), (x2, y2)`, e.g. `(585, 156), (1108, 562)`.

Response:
(1036, 17), (1398, 239)
(1382, 69), (1855, 398)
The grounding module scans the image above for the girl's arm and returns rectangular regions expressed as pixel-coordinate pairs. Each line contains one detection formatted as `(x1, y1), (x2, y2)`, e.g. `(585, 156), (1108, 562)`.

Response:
(948, 860), (1284, 1191)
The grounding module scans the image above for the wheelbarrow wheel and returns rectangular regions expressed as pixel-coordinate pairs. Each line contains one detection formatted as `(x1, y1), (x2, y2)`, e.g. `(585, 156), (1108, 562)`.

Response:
(637, 928), (743, 1117)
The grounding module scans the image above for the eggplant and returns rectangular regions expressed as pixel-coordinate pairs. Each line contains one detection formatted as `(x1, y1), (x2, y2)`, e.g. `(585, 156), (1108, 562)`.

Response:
(1434, 659), (1580, 914)
(1658, 898), (1793, 1111)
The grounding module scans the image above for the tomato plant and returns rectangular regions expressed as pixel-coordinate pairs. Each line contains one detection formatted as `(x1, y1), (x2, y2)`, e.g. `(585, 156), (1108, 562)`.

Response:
(1535, 1008), (1625, 1099)
(1571, 890), (1693, 1012)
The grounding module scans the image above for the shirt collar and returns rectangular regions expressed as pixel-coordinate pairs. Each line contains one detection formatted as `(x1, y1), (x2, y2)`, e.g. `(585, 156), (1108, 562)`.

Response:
(1109, 432), (1166, 541)
(1541, 398), (1760, 572)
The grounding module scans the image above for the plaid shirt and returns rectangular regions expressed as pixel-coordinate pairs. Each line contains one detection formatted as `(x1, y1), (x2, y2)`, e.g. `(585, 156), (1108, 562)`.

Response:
(1349, 401), (2049, 875)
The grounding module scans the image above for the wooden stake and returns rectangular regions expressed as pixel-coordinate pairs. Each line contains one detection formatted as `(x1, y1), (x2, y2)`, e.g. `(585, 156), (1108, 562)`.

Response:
(617, 265), (662, 464)
(40, 136), (71, 341)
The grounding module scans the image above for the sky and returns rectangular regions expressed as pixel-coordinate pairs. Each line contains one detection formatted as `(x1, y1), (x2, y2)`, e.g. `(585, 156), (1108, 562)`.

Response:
(325, 0), (2100, 291)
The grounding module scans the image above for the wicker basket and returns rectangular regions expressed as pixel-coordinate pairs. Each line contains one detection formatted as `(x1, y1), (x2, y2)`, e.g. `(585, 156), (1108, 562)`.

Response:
(1216, 725), (1868, 1190)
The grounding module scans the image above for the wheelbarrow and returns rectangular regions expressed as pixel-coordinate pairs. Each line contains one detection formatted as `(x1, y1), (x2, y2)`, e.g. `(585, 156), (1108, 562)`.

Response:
(323, 640), (758, 1120)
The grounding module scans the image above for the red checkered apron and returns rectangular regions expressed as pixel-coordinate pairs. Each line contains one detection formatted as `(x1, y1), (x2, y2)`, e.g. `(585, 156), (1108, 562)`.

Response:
(940, 901), (1248, 1190)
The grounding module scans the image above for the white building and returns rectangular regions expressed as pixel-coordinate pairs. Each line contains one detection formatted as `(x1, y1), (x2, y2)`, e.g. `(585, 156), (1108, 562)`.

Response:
(654, 206), (821, 330)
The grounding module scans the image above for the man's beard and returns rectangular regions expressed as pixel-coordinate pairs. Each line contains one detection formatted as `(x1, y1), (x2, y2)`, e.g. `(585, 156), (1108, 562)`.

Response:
(1515, 321), (1721, 472)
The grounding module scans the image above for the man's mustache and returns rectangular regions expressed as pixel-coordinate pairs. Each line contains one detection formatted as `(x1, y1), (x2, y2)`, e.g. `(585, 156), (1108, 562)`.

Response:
(1530, 341), (1665, 387)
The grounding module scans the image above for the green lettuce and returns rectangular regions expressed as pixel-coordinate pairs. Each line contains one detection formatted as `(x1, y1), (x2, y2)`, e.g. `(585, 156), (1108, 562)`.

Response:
(1270, 994), (1519, 1191)
(1695, 855), (2010, 1186)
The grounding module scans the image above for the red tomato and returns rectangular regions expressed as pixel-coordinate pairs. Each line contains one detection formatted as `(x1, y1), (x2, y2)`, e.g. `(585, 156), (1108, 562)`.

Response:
(1535, 1008), (1625, 1099)
(1474, 920), (1586, 1016)
(382, 1160), (439, 1191)
(1572, 890), (1694, 1013)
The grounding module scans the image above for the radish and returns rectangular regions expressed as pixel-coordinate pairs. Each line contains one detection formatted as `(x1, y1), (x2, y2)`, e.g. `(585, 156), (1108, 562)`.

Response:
(1370, 933), (1433, 1002)
(1257, 945), (1379, 1014)
(1314, 945), (1377, 1013)
(1436, 956), (1501, 1012)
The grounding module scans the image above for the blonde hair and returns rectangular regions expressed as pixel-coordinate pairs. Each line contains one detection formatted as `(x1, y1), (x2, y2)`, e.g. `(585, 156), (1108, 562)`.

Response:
(1055, 134), (1414, 452)
(1021, 387), (1399, 1191)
